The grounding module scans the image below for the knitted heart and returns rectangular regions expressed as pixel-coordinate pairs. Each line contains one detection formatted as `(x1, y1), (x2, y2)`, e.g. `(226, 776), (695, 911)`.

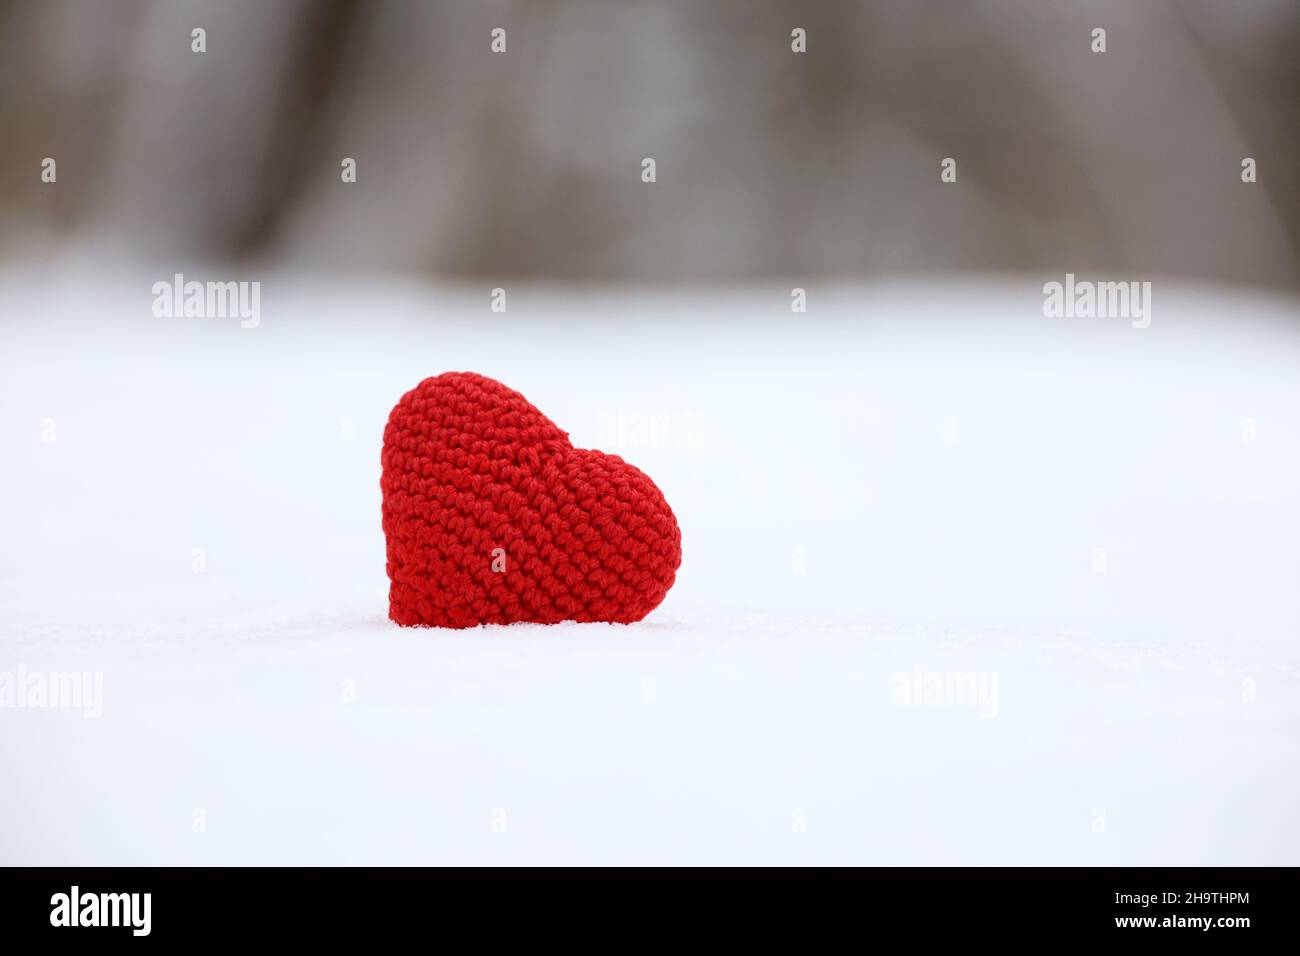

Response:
(381, 372), (682, 628)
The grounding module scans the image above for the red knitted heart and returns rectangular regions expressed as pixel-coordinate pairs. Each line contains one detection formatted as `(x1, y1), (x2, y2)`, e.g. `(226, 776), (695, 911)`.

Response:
(381, 372), (682, 628)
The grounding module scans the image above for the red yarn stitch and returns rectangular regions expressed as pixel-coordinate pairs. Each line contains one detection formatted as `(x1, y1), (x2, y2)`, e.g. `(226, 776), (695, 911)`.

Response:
(381, 372), (682, 628)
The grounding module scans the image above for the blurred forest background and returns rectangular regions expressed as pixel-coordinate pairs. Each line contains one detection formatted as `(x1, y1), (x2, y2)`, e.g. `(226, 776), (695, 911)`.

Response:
(1, 0), (1297, 289)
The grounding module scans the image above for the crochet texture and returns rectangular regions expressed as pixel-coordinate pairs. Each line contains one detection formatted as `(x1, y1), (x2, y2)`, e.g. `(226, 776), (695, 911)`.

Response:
(381, 372), (682, 627)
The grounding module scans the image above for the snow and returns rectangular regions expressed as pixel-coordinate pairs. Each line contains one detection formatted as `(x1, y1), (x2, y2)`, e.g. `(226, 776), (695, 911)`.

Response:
(2, 265), (1299, 864)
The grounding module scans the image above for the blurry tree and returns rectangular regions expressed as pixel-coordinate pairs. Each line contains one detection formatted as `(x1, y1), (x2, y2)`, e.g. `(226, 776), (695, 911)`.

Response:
(1, 0), (1296, 289)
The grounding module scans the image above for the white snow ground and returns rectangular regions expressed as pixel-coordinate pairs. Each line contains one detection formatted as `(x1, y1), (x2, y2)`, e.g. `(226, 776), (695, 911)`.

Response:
(2, 265), (1299, 865)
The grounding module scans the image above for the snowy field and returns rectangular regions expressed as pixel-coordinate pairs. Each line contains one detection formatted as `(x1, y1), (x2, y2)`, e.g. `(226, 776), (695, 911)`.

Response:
(2, 265), (1299, 865)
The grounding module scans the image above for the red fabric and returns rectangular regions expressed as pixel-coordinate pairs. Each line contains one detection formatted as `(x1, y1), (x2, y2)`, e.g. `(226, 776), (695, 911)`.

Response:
(381, 372), (682, 628)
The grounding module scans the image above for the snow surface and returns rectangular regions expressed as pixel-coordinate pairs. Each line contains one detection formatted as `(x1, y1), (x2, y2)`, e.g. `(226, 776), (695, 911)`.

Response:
(2, 266), (1299, 864)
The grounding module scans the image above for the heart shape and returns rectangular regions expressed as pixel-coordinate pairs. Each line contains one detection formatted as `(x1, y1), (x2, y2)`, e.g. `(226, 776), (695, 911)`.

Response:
(381, 372), (682, 628)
